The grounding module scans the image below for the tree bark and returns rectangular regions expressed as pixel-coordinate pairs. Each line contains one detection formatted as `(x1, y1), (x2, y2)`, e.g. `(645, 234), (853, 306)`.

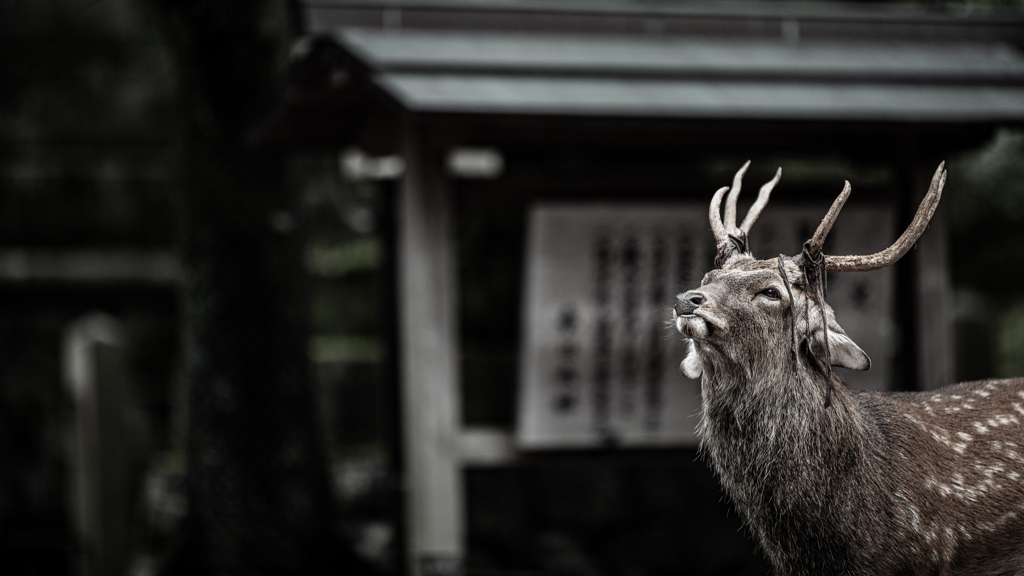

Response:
(154, 2), (338, 573)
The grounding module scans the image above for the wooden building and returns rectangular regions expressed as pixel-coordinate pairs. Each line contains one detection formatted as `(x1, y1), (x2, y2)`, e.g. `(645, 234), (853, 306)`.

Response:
(266, 2), (1024, 574)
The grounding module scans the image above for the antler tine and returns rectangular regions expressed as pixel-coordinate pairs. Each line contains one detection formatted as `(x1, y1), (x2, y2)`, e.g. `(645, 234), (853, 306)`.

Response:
(825, 162), (946, 273)
(709, 186), (730, 247)
(739, 167), (782, 234)
(723, 160), (751, 233)
(807, 180), (852, 258)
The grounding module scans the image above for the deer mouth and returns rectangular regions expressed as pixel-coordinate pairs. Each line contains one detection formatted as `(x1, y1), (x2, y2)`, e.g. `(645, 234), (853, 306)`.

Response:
(674, 309), (720, 340)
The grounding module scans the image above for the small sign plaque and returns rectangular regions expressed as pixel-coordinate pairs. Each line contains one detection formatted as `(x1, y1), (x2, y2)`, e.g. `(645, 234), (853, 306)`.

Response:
(516, 203), (894, 449)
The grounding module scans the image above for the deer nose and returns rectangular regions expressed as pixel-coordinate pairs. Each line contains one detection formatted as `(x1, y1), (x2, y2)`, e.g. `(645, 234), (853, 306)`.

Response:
(675, 292), (705, 316)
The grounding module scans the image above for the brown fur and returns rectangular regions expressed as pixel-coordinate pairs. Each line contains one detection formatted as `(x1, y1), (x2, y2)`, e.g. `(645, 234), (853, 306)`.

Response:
(676, 255), (1024, 576)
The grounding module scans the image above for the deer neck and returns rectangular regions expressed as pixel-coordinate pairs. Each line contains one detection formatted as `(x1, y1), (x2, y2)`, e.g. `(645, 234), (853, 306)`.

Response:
(698, 355), (873, 512)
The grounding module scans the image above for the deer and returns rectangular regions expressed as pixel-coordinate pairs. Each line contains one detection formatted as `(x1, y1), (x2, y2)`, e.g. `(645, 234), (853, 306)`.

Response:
(673, 162), (1024, 576)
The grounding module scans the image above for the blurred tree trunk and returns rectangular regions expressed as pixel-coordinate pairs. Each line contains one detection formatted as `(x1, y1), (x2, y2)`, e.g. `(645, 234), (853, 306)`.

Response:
(153, 2), (338, 574)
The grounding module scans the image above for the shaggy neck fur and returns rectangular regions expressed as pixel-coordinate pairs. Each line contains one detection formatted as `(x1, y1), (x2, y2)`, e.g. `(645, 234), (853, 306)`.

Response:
(695, 336), (889, 575)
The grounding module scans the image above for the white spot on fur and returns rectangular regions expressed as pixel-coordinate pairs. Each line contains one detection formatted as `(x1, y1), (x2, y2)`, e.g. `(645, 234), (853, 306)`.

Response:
(986, 414), (1020, 428)
(925, 470), (1006, 502)
(958, 522), (973, 540)
(908, 504), (922, 534)
(903, 414), (970, 453)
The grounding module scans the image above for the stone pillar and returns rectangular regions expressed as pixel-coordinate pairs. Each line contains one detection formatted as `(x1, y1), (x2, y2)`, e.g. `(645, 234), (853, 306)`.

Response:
(63, 313), (131, 576)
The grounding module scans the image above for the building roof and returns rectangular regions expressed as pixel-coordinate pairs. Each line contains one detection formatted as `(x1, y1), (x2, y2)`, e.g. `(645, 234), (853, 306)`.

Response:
(337, 28), (1024, 121)
(293, 0), (1024, 125)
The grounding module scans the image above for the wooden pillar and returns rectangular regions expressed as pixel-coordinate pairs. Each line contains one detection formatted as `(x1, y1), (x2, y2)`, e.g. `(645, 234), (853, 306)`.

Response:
(63, 313), (132, 576)
(396, 117), (464, 576)
(913, 164), (954, 390)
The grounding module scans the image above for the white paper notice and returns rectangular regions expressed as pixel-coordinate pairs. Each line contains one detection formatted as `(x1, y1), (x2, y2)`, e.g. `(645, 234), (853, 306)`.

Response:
(516, 203), (894, 449)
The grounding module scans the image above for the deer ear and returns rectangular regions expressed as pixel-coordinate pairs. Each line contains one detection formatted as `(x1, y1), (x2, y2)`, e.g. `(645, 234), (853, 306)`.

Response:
(826, 331), (871, 371)
(680, 339), (703, 379)
(805, 305), (872, 372)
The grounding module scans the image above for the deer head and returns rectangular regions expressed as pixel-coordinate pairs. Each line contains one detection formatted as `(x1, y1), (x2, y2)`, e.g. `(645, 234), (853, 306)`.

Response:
(675, 162), (946, 402)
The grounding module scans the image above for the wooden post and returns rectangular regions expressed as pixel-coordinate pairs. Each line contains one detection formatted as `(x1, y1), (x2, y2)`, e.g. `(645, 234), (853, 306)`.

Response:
(63, 313), (132, 576)
(396, 118), (465, 576)
(913, 165), (954, 390)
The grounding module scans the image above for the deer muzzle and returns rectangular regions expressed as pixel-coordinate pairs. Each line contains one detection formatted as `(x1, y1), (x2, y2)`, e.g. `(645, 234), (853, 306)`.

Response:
(675, 291), (714, 339)
(675, 292), (705, 316)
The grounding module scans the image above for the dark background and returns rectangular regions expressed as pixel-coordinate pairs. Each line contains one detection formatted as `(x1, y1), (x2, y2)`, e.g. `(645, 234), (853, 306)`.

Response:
(2, 1), (1023, 575)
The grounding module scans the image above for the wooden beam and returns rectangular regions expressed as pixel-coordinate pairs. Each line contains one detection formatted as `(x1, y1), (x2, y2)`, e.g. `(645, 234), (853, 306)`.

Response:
(396, 117), (464, 576)
(460, 427), (517, 467)
(0, 249), (179, 283)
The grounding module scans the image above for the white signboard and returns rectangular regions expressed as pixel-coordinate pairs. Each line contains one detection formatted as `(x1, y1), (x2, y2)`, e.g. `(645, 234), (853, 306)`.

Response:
(517, 203), (894, 449)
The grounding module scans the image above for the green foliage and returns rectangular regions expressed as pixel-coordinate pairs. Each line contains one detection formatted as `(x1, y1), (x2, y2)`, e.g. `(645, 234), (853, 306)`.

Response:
(948, 130), (1024, 231)
(998, 301), (1024, 378)
(948, 129), (1024, 379)
(306, 240), (381, 277)
(948, 129), (1024, 297)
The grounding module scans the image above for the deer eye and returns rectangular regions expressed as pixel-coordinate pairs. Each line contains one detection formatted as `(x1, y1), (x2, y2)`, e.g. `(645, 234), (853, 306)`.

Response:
(759, 287), (781, 300)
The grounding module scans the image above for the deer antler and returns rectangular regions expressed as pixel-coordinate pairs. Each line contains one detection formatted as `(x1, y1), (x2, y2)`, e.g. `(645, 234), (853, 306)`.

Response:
(709, 162), (783, 251)
(709, 185), (730, 247)
(806, 180), (852, 258)
(740, 167), (782, 235)
(723, 161), (750, 236)
(805, 163), (946, 272)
